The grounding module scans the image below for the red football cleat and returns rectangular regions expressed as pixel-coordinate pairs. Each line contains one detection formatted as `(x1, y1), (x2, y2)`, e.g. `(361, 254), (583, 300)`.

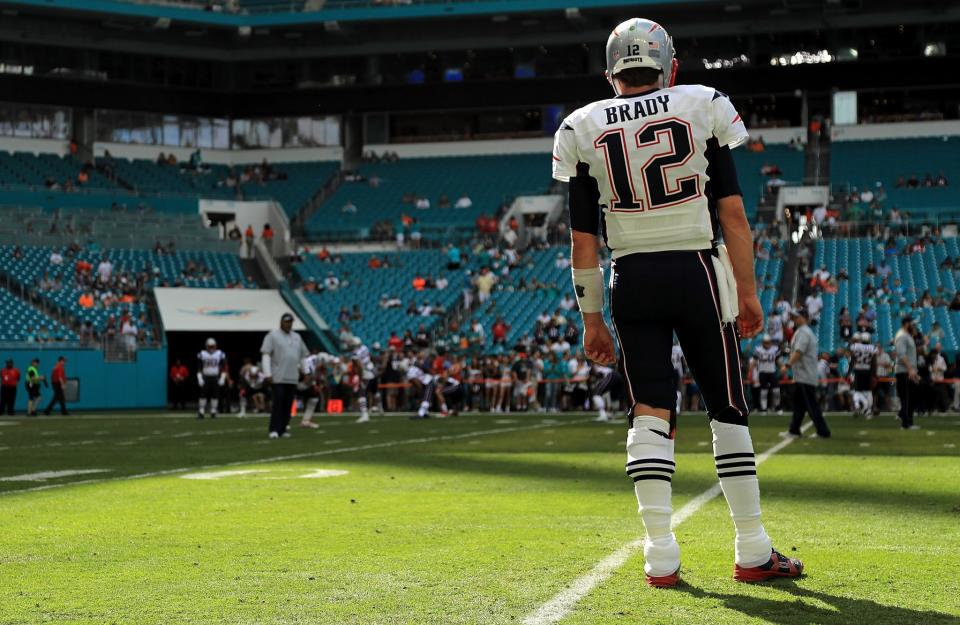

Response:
(646, 568), (680, 588)
(734, 549), (804, 583)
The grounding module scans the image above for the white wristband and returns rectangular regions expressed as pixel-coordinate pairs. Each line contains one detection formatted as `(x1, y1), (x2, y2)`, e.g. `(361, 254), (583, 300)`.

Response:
(571, 265), (604, 313)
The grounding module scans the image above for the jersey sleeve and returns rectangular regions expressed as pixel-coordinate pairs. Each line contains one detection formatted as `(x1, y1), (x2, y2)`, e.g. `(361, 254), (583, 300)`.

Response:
(710, 91), (749, 149)
(552, 119), (579, 182)
(568, 163), (602, 235)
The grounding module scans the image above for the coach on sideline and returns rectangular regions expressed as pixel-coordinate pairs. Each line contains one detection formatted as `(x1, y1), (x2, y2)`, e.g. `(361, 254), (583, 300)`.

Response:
(782, 308), (831, 438)
(261, 312), (308, 439)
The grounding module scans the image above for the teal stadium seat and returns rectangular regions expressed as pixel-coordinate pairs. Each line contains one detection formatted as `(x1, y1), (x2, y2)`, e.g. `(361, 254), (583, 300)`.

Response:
(831, 137), (960, 218)
(305, 154), (549, 240)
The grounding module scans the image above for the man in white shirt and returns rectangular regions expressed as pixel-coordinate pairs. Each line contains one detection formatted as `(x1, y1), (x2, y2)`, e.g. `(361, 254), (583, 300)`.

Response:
(50, 250), (64, 267)
(324, 272), (340, 291)
(805, 291), (824, 325)
(97, 257), (113, 283)
(559, 293), (576, 311)
(454, 194), (473, 209)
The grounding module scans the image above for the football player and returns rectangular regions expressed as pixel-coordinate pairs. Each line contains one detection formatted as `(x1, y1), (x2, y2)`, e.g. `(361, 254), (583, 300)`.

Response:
(754, 335), (782, 414)
(196, 337), (226, 419)
(557, 18), (802, 586)
(406, 356), (435, 420)
(850, 332), (877, 418)
(591, 364), (625, 422)
(351, 338), (382, 423)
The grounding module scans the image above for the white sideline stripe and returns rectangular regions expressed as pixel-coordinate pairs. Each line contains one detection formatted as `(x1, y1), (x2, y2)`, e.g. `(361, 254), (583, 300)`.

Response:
(521, 421), (813, 625)
(0, 419), (591, 497)
(0, 469), (110, 482)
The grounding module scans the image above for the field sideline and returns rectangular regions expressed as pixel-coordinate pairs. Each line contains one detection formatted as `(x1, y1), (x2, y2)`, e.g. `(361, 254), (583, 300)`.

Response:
(0, 411), (958, 625)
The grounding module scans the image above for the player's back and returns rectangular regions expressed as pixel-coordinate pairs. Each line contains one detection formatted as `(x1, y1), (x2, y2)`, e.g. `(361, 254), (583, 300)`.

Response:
(553, 83), (747, 257)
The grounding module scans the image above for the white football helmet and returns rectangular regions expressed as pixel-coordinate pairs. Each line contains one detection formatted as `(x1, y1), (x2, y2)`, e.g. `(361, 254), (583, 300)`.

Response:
(605, 18), (677, 94)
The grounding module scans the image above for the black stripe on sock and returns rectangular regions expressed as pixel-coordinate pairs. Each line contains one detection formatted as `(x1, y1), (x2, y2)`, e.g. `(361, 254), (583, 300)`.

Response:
(714, 461), (756, 470)
(626, 458), (676, 468)
(632, 475), (672, 482)
(717, 470), (757, 478)
(627, 467), (676, 476)
(714, 452), (755, 461)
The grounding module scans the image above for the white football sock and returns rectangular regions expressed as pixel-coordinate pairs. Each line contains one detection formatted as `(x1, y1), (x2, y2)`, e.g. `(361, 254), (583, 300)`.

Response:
(198, 398), (207, 414)
(239, 396), (246, 417)
(760, 389), (768, 411)
(676, 391), (682, 415)
(303, 397), (319, 421)
(373, 392), (383, 412)
(210, 398), (218, 415)
(627, 415), (680, 577)
(359, 396), (369, 419)
(772, 388), (781, 410)
(711, 420), (772, 567)
(418, 401), (429, 417)
(592, 395), (607, 420)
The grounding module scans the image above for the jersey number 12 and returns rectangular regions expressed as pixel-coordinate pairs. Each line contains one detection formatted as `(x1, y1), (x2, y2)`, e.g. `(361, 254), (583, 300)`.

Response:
(594, 118), (700, 212)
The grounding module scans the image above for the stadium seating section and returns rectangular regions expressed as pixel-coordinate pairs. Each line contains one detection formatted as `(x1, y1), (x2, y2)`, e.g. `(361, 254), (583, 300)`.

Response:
(0, 151), (338, 218)
(831, 137), (960, 218)
(0, 287), (77, 343)
(298, 239), (784, 353)
(304, 154), (548, 240)
(732, 144), (804, 217)
(813, 237), (960, 354)
(0, 245), (255, 340)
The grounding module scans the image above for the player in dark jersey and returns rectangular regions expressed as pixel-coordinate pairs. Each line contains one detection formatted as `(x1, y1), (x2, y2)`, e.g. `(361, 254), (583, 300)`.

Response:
(557, 17), (802, 587)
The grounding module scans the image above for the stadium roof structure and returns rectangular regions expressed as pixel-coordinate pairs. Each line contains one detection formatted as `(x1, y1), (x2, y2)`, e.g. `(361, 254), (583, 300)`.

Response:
(1, 0), (722, 26)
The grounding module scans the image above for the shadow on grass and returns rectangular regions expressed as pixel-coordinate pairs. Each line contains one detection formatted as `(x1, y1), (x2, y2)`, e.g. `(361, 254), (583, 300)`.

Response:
(678, 581), (960, 625)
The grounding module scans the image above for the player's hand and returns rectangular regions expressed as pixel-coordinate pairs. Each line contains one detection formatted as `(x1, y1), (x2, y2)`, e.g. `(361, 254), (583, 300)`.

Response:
(582, 315), (616, 366)
(737, 294), (764, 339)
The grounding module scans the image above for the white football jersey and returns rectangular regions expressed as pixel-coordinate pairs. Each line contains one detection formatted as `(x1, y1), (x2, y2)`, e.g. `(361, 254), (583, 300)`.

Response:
(767, 315), (784, 340)
(198, 349), (226, 377)
(753, 345), (780, 374)
(671, 344), (684, 373)
(353, 345), (376, 380)
(553, 84), (748, 256)
(406, 365), (433, 385)
(850, 343), (877, 371)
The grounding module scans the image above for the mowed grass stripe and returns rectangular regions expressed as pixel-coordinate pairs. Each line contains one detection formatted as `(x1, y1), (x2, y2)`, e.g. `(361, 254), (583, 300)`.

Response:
(0, 417), (593, 497)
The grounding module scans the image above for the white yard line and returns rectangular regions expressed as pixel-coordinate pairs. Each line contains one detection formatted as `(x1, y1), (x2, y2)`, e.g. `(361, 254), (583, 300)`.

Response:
(0, 419), (591, 497)
(521, 421), (813, 625)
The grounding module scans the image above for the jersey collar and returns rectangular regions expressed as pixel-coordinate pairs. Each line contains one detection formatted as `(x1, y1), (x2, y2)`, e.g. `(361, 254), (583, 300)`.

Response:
(616, 87), (660, 99)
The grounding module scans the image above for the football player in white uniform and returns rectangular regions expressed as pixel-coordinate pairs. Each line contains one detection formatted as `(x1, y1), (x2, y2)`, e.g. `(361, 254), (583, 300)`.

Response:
(351, 338), (382, 423)
(238, 358), (266, 417)
(753, 335), (782, 414)
(406, 360), (435, 420)
(196, 337), (226, 419)
(558, 18), (802, 586)
(850, 332), (877, 418)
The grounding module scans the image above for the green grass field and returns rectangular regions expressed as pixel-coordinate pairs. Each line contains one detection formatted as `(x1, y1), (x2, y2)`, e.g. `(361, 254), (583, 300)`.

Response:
(0, 410), (958, 625)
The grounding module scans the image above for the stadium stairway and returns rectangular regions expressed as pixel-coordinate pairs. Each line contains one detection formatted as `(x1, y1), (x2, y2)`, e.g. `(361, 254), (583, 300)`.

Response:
(0, 282), (79, 344)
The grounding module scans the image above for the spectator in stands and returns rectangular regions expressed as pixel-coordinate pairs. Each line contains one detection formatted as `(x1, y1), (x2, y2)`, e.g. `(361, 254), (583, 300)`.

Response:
(455, 193), (473, 209)
(157, 152), (167, 166)
(415, 196), (431, 210)
(907, 174), (919, 188)
(97, 256), (113, 284)
(435, 275), (449, 290)
(324, 272), (340, 291)
(895, 175), (906, 189)
(559, 293), (576, 312)
(49, 249), (63, 266)
(475, 267), (496, 304)
(936, 171), (949, 187)
(446, 245), (462, 270)
(923, 173), (935, 188)
(805, 290), (823, 326)
(438, 194), (451, 209)
(342, 200), (358, 214)
(78, 291), (94, 309)
(79, 321), (94, 347)
(121, 316), (138, 352)
(492, 317), (509, 345)
(262, 223), (274, 242)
